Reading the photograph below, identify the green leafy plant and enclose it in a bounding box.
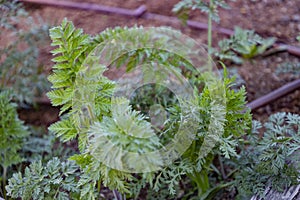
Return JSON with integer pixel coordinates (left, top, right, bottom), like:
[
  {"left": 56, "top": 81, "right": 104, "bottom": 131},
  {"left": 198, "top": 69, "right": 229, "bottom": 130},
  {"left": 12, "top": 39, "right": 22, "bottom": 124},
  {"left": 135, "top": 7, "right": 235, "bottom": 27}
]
[
  {"left": 173, "top": 0, "right": 234, "bottom": 54},
  {"left": 235, "top": 112, "right": 300, "bottom": 199},
  {"left": 6, "top": 157, "right": 81, "bottom": 200},
  {"left": 0, "top": 91, "right": 29, "bottom": 199},
  {"left": 3, "top": 117, "right": 78, "bottom": 200},
  {"left": 215, "top": 27, "right": 276, "bottom": 64},
  {"left": 6, "top": 17, "right": 298, "bottom": 200},
  {"left": 43, "top": 19, "right": 252, "bottom": 199},
  {"left": 46, "top": 19, "right": 130, "bottom": 198},
  {"left": 1, "top": 1, "right": 298, "bottom": 199},
  {"left": 219, "top": 67, "right": 245, "bottom": 91},
  {"left": 0, "top": 0, "right": 50, "bottom": 104}
]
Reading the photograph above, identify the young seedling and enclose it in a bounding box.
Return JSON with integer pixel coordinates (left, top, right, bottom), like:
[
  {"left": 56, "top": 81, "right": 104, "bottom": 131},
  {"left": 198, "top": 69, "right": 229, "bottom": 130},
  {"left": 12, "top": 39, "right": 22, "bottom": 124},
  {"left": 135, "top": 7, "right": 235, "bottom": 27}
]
[{"left": 173, "top": 0, "right": 234, "bottom": 54}]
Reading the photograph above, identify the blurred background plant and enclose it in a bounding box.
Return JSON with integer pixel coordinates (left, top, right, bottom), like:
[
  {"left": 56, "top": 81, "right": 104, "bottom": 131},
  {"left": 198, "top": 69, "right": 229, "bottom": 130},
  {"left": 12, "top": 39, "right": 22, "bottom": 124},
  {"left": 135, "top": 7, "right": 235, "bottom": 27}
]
[
  {"left": 0, "top": 0, "right": 50, "bottom": 105},
  {"left": 0, "top": 90, "right": 29, "bottom": 199},
  {"left": 276, "top": 62, "right": 300, "bottom": 77},
  {"left": 0, "top": 89, "right": 76, "bottom": 199},
  {"left": 0, "top": 3, "right": 74, "bottom": 198},
  {"left": 215, "top": 27, "right": 275, "bottom": 64}
]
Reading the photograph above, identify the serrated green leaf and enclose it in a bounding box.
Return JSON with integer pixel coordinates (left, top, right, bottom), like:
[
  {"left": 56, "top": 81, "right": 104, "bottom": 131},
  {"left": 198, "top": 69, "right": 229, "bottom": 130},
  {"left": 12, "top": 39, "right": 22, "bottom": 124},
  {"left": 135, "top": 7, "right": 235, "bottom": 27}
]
[
  {"left": 47, "top": 88, "right": 73, "bottom": 107},
  {"left": 50, "top": 47, "right": 66, "bottom": 55},
  {"left": 49, "top": 27, "right": 62, "bottom": 39},
  {"left": 52, "top": 55, "right": 69, "bottom": 63},
  {"left": 51, "top": 40, "right": 64, "bottom": 46},
  {"left": 48, "top": 117, "right": 77, "bottom": 142}
]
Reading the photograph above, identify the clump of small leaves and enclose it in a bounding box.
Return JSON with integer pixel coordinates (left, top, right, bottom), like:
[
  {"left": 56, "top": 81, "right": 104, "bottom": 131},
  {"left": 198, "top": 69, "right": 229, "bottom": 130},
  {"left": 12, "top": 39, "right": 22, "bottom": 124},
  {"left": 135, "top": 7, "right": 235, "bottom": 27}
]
[
  {"left": 0, "top": 0, "right": 50, "bottom": 104},
  {"left": 172, "top": 0, "right": 232, "bottom": 24},
  {"left": 276, "top": 62, "right": 300, "bottom": 77},
  {"left": 21, "top": 126, "right": 77, "bottom": 163},
  {"left": 219, "top": 67, "right": 245, "bottom": 91},
  {"left": 235, "top": 112, "right": 300, "bottom": 199},
  {"left": 0, "top": 90, "right": 29, "bottom": 198},
  {"left": 6, "top": 157, "right": 81, "bottom": 200},
  {"left": 215, "top": 27, "right": 276, "bottom": 64},
  {"left": 20, "top": 126, "right": 55, "bottom": 163}
]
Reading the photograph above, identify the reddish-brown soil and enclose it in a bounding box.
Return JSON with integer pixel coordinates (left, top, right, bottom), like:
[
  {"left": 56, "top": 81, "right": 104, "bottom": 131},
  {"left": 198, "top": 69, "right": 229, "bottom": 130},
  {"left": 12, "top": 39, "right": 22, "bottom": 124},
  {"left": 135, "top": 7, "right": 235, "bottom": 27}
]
[{"left": 22, "top": 0, "right": 300, "bottom": 123}]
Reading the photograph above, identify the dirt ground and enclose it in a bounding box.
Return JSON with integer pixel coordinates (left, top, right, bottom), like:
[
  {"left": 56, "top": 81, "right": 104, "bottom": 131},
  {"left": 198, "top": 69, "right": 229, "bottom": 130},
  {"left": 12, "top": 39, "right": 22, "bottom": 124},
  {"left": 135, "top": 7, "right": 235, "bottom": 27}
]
[{"left": 24, "top": 0, "right": 300, "bottom": 122}]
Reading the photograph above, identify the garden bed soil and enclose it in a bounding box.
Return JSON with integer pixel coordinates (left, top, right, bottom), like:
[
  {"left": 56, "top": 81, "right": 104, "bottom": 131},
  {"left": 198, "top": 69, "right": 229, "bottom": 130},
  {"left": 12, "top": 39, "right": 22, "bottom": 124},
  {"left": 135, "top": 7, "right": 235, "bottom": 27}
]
[{"left": 20, "top": 0, "right": 300, "bottom": 123}]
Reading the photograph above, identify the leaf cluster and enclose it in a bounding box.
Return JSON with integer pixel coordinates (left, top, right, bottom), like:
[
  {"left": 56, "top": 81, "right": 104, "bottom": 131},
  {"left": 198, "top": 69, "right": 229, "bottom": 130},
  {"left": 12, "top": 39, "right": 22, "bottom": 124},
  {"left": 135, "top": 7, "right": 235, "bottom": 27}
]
[
  {"left": 172, "top": 0, "right": 232, "bottom": 24},
  {"left": 124, "top": 69, "right": 251, "bottom": 198},
  {"left": 47, "top": 19, "right": 116, "bottom": 151},
  {"left": 0, "top": 90, "right": 29, "bottom": 198},
  {"left": 235, "top": 112, "right": 300, "bottom": 198},
  {"left": 21, "top": 126, "right": 77, "bottom": 163},
  {"left": 215, "top": 27, "right": 276, "bottom": 63},
  {"left": 47, "top": 20, "right": 142, "bottom": 197},
  {"left": 6, "top": 157, "right": 81, "bottom": 200},
  {"left": 0, "top": 91, "right": 29, "bottom": 170}
]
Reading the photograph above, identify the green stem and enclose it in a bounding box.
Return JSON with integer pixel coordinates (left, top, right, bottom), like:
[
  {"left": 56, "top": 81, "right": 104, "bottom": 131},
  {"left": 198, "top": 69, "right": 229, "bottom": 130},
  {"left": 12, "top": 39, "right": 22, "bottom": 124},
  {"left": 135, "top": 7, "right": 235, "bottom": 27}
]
[
  {"left": 207, "top": 0, "right": 213, "bottom": 55},
  {"left": 188, "top": 170, "right": 210, "bottom": 196},
  {"left": 200, "top": 181, "right": 235, "bottom": 200},
  {"left": 54, "top": 186, "right": 60, "bottom": 199},
  {"left": 206, "top": 0, "right": 214, "bottom": 70},
  {"left": 97, "top": 180, "right": 101, "bottom": 193}
]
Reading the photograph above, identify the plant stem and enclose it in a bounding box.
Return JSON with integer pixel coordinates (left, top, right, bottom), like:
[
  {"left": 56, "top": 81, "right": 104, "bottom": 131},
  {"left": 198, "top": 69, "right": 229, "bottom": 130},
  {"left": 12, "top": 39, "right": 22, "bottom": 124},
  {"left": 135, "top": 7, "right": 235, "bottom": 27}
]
[
  {"left": 113, "top": 190, "right": 123, "bottom": 200},
  {"left": 188, "top": 170, "right": 210, "bottom": 196},
  {"left": 2, "top": 167, "right": 7, "bottom": 200},
  {"left": 97, "top": 180, "right": 101, "bottom": 193},
  {"left": 207, "top": 0, "right": 213, "bottom": 55},
  {"left": 206, "top": 0, "right": 214, "bottom": 69},
  {"left": 218, "top": 155, "right": 227, "bottom": 179},
  {"left": 198, "top": 170, "right": 210, "bottom": 196}
]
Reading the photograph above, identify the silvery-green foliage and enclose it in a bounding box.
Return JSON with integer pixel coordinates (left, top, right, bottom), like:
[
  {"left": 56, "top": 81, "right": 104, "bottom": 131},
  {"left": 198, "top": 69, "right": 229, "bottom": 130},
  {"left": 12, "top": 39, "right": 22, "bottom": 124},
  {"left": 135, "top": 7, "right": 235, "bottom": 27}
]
[
  {"left": 6, "top": 157, "right": 81, "bottom": 200},
  {"left": 21, "top": 126, "right": 77, "bottom": 163},
  {"left": 235, "top": 112, "right": 300, "bottom": 199}
]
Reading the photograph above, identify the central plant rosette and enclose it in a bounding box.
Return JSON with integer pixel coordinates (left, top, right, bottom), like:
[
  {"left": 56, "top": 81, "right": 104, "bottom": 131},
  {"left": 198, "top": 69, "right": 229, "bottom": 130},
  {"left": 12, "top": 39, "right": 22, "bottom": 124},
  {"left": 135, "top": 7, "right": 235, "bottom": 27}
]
[{"left": 72, "top": 27, "right": 226, "bottom": 173}]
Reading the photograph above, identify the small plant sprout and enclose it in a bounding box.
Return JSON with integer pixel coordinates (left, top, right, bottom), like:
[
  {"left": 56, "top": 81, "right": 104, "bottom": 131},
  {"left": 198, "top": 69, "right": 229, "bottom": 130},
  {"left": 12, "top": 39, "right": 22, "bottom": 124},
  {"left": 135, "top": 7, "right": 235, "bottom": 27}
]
[
  {"left": 216, "top": 27, "right": 276, "bottom": 64},
  {"left": 173, "top": 0, "right": 234, "bottom": 54}
]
